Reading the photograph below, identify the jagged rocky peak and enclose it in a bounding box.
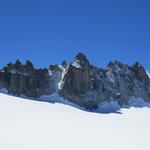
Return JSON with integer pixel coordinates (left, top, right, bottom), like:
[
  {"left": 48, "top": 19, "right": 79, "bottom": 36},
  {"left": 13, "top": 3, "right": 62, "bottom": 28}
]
[
  {"left": 2, "top": 60, "right": 23, "bottom": 73},
  {"left": 71, "top": 52, "right": 90, "bottom": 69},
  {"left": 107, "top": 60, "right": 123, "bottom": 67},
  {"left": 25, "top": 60, "right": 34, "bottom": 68},
  {"left": 4, "top": 62, "right": 14, "bottom": 71},
  {"left": 131, "top": 61, "right": 149, "bottom": 81},
  {"left": 75, "top": 52, "right": 89, "bottom": 62},
  {"left": 107, "top": 60, "right": 129, "bottom": 71},
  {"left": 61, "top": 54, "right": 150, "bottom": 109},
  {"left": 0, "top": 59, "right": 58, "bottom": 98},
  {"left": 132, "top": 61, "right": 145, "bottom": 72},
  {"left": 60, "top": 52, "right": 94, "bottom": 108},
  {"left": 14, "top": 59, "right": 23, "bottom": 71},
  {"left": 49, "top": 64, "right": 61, "bottom": 72},
  {"left": 24, "top": 60, "right": 35, "bottom": 74},
  {"left": 62, "top": 60, "right": 67, "bottom": 68},
  {"left": 15, "top": 59, "right": 22, "bottom": 66},
  {"left": 0, "top": 53, "right": 150, "bottom": 110}
]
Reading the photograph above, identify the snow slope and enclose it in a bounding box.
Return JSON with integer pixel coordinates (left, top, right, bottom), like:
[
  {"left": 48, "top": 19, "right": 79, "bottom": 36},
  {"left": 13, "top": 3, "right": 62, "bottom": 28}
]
[
  {"left": 147, "top": 71, "right": 150, "bottom": 78},
  {"left": 0, "top": 93, "right": 150, "bottom": 150}
]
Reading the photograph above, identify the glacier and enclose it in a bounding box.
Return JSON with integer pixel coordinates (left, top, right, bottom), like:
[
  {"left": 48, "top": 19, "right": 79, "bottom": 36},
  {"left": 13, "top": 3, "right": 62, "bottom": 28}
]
[{"left": 0, "top": 93, "right": 150, "bottom": 150}]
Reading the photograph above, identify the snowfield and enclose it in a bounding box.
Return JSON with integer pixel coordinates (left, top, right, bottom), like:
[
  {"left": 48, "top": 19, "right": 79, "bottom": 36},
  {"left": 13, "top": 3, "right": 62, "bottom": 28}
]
[{"left": 0, "top": 93, "right": 150, "bottom": 150}]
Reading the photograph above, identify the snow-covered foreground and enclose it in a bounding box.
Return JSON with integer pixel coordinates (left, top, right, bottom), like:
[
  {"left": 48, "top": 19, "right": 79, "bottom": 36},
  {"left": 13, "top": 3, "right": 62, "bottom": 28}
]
[{"left": 0, "top": 93, "right": 150, "bottom": 150}]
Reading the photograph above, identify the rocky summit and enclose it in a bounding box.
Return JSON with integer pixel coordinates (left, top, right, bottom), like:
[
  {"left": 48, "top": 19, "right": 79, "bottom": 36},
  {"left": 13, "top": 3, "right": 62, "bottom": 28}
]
[{"left": 0, "top": 53, "right": 150, "bottom": 110}]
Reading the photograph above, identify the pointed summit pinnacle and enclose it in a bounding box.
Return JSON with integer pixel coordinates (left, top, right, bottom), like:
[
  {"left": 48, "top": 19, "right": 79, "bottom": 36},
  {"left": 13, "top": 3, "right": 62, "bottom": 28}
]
[
  {"left": 15, "top": 59, "right": 22, "bottom": 66},
  {"left": 62, "top": 60, "right": 67, "bottom": 68},
  {"left": 72, "top": 52, "right": 90, "bottom": 69},
  {"left": 75, "top": 52, "right": 89, "bottom": 62}
]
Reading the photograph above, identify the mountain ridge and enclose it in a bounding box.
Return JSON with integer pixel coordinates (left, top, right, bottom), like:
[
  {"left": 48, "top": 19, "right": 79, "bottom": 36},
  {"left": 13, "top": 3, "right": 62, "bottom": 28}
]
[{"left": 0, "top": 52, "right": 150, "bottom": 110}]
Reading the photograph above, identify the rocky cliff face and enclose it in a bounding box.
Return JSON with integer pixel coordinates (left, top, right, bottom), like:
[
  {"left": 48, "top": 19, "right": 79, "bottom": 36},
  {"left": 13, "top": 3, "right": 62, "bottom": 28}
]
[
  {"left": 60, "top": 53, "right": 150, "bottom": 109},
  {"left": 0, "top": 60, "right": 61, "bottom": 98},
  {"left": 0, "top": 53, "right": 150, "bottom": 110}
]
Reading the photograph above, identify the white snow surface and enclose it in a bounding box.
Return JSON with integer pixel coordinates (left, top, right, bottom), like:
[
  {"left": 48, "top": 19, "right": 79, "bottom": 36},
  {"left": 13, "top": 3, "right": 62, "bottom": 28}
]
[
  {"left": 58, "top": 66, "right": 68, "bottom": 90},
  {"left": 147, "top": 71, "right": 150, "bottom": 78},
  {"left": 0, "top": 93, "right": 150, "bottom": 150},
  {"left": 72, "top": 60, "right": 82, "bottom": 68}
]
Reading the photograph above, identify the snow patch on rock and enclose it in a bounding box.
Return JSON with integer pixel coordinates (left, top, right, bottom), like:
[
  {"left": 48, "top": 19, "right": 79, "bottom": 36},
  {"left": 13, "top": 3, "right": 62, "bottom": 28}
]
[
  {"left": 72, "top": 60, "right": 82, "bottom": 69},
  {"left": 146, "top": 71, "right": 150, "bottom": 78},
  {"left": 58, "top": 66, "right": 68, "bottom": 90}
]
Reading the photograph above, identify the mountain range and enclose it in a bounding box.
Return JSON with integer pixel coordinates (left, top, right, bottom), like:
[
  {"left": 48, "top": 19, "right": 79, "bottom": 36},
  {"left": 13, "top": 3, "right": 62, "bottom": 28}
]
[{"left": 0, "top": 52, "right": 150, "bottom": 110}]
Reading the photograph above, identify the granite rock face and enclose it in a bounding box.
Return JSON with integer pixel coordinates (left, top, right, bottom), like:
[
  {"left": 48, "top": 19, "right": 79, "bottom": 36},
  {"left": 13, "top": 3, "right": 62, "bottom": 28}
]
[
  {"left": 60, "top": 53, "right": 150, "bottom": 109},
  {"left": 0, "top": 53, "right": 150, "bottom": 110},
  {"left": 0, "top": 60, "right": 58, "bottom": 98},
  {"left": 60, "top": 53, "right": 95, "bottom": 109}
]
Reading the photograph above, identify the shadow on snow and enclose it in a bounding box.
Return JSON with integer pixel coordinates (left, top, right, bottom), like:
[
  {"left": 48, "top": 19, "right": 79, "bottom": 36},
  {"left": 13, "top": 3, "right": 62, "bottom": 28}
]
[{"left": 0, "top": 92, "right": 150, "bottom": 114}]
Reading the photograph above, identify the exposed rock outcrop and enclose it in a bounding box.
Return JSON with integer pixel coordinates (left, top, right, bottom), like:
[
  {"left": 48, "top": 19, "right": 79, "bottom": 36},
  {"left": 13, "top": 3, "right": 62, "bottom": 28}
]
[
  {"left": 0, "top": 52, "right": 150, "bottom": 110},
  {"left": 62, "top": 60, "right": 67, "bottom": 68},
  {"left": 60, "top": 53, "right": 150, "bottom": 109},
  {"left": 0, "top": 60, "right": 59, "bottom": 98}
]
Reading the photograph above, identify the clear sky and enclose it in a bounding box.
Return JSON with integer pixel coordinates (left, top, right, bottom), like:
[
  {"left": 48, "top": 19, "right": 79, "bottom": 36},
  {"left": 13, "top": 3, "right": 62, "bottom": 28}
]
[{"left": 0, "top": 0, "right": 149, "bottom": 69}]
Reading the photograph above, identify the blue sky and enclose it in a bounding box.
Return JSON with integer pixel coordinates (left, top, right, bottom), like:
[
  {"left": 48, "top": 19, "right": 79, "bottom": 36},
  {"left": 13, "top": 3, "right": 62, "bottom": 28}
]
[{"left": 0, "top": 0, "right": 150, "bottom": 69}]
